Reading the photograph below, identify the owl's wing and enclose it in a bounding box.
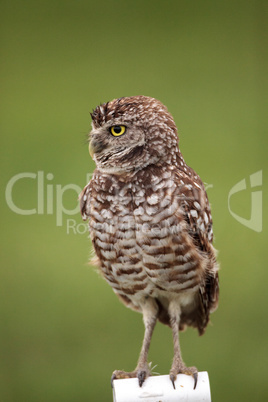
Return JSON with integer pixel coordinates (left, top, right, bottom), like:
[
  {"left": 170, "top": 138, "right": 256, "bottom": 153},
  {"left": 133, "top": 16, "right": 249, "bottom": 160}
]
[
  {"left": 175, "top": 171, "right": 219, "bottom": 334},
  {"left": 79, "top": 181, "right": 101, "bottom": 267},
  {"left": 79, "top": 181, "right": 92, "bottom": 221}
]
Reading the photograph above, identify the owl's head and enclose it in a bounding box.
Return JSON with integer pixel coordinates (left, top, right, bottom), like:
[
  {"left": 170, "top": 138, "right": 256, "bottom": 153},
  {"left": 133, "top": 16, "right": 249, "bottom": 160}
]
[{"left": 88, "top": 96, "right": 179, "bottom": 173}]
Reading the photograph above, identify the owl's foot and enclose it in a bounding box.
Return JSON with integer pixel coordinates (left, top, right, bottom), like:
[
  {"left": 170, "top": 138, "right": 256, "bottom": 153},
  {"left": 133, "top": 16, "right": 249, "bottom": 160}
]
[
  {"left": 111, "top": 363, "right": 151, "bottom": 387},
  {"left": 169, "top": 364, "right": 198, "bottom": 390}
]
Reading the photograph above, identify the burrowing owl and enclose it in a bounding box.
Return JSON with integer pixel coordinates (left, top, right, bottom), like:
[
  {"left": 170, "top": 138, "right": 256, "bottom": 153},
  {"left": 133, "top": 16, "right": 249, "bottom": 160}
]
[{"left": 80, "top": 96, "right": 219, "bottom": 389}]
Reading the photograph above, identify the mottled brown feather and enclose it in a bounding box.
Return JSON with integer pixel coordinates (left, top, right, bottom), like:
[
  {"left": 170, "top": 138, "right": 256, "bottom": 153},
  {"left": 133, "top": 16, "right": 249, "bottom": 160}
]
[{"left": 81, "top": 96, "right": 219, "bottom": 337}]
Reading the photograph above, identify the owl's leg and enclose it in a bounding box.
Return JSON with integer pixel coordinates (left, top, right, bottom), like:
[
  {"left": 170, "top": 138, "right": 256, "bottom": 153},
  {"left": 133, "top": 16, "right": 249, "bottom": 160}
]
[
  {"left": 168, "top": 300, "right": 198, "bottom": 390},
  {"left": 135, "top": 297, "right": 158, "bottom": 385},
  {"left": 112, "top": 298, "right": 158, "bottom": 387}
]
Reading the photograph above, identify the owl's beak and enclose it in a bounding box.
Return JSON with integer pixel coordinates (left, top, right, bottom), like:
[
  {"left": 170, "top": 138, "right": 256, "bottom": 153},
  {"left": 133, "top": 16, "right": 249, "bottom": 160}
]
[
  {"left": 88, "top": 142, "right": 95, "bottom": 158},
  {"left": 89, "top": 137, "right": 106, "bottom": 157}
]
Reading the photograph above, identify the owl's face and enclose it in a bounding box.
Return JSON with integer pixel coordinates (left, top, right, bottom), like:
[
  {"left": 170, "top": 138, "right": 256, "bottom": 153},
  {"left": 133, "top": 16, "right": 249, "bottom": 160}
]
[{"left": 88, "top": 96, "right": 179, "bottom": 173}]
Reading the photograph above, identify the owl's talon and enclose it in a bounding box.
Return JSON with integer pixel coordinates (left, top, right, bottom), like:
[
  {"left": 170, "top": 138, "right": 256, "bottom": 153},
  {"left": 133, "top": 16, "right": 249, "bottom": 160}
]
[
  {"left": 137, "top": 370, "right": 147, "bottom": 387},
  {"left": 112, "top": 365, "right": 150, "bottom": 387},
  {"left": 111, "top": 373, "right": 116, "bottom": 388},
  {"left": 169, "top": 366, "right": 198, "bottom": 390},
  {"left": 193, "top": 372, "right": 198, "bottom": 390},
  {"left": 111, "top": 369, "right": 135, "bottom": 381},
  {"left": 170, "top": 374, "right": 176, "bottom": 389}
]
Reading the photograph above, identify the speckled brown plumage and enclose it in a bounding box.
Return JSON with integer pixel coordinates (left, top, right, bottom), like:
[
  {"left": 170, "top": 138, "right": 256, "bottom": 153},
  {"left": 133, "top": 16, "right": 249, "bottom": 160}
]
[{"left": 80, "top": 95, "right": 219, "bottom": 388}]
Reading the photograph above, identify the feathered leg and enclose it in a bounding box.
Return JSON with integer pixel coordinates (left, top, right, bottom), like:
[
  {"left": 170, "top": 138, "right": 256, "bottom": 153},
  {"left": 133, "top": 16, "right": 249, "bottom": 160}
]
[
  {"left": 112, "top": 298, "right": 158, "bottom": 387},
  {"left": 169, "top": 300, "right": 198, "bottom": 389}
]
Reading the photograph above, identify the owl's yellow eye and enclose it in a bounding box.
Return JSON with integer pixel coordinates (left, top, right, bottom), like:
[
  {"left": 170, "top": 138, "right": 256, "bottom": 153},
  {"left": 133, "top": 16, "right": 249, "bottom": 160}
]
[{"left": 110, "top": 125, "right": 126, "bottom": 137}]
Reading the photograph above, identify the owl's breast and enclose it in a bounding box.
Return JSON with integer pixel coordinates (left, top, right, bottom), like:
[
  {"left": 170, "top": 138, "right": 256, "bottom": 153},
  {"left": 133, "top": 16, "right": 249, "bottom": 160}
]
[{"left": 89, "top": 168, "right": 204, "bottom": 303}]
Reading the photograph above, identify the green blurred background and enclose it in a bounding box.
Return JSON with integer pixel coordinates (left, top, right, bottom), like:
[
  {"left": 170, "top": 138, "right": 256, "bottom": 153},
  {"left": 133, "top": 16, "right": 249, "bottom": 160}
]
[{"left": 1, "top": 1, "right": 267, "bottom": 401}]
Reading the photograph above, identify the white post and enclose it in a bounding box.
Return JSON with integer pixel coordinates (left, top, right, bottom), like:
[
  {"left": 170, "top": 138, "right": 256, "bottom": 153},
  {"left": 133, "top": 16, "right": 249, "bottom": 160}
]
[{"left": 113, "top": 371, "right": 211, "bottom": 402}]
